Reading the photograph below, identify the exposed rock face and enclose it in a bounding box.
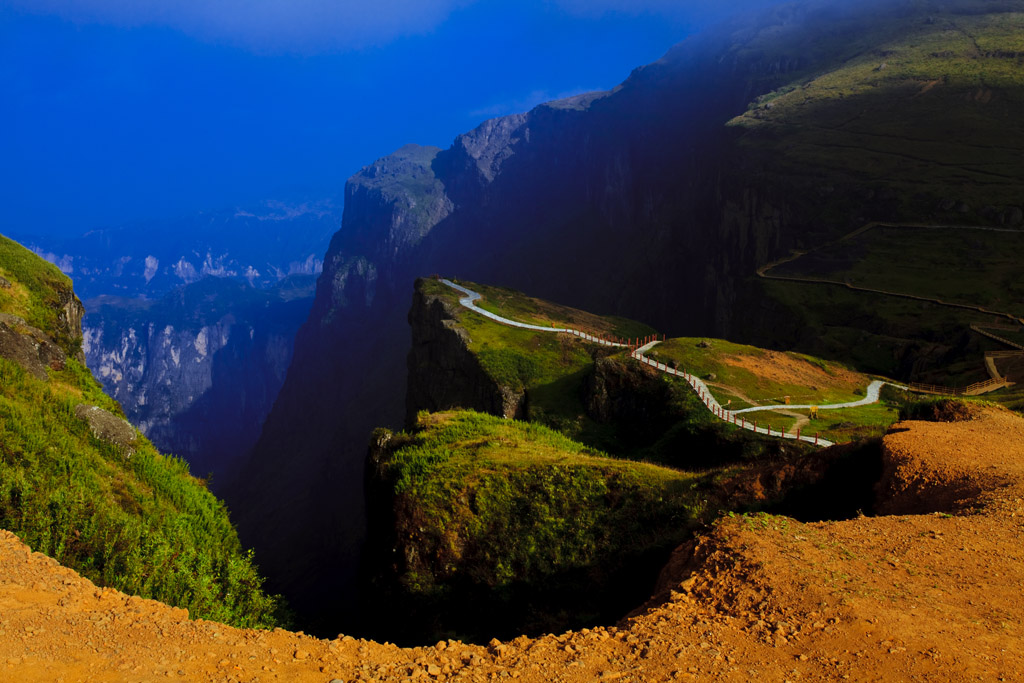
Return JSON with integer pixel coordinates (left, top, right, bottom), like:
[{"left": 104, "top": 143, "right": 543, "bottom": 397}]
[
  {"left": 585, "top": 355, "right": 671, "bottom": 424},
  {"left": 83, "top": 276, "right": 314, "bottom": 486},
  {"left": 230, "top": 4, "right": 865, "bottom": 632},
  {"left": 227, "top": 147, "right": 447, "bottom": 632},
  {"left": 0, "top": 313, "right": 67, "bottom": 380},
  {"left": 74, "top": 404, "right": 137, "bottom": 455},
  {"left": 235, "top": 0, "right": 1024, "bottom": 634},
  {"left": 405, "top": 280, "right": 525, "bottom": 425}
]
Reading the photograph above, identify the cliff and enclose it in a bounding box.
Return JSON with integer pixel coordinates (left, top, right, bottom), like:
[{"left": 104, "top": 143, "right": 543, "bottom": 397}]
[
  {"left": 405, "top": 279, "right": 526, "bottom": 424},
  {"left": 0, "top": 234, "right": 282, "bottom": 627},
  {"left": 5, "top": 403, "right": 1024, "bottom": 680},
  {"left": 83, "top": 275, "right": 315, "bottom": 486},
  {"left": 232, "top": 0, "right": 1024, "bottom": 634}
]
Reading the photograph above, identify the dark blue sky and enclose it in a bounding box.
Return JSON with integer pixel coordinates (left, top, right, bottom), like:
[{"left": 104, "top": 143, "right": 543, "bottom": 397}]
[{"left": 1, "top": 1, "right": 764, "bottom": 237}]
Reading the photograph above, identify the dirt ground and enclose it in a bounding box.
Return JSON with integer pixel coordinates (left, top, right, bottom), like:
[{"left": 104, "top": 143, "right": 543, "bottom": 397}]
[
  {"left": 2, "top": 405, "right": 1023, "bottom": 682},
  {"left": 722, "top": 350, "right": 863, "bottom": 395}
]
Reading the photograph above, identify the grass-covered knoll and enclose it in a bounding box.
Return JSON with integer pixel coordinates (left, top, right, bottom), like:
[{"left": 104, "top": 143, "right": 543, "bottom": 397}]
[
  {"left": 0, "top": 358, "right": 284, "bottom": 628},
  {"left": 422, "top": 277, "right": 641, "bottom": 435},
  {"left": 647, "top": 337, "right": 903, "bottom": 444},
  {"left": 421, "top": 277, "right": 814, "bottom": 460},
  {"left": 467, "top": 280, "right": 654, "bottom": 341},
  {"left": 0, "top": 234, "right": 80, "bottom": 354},
  {"left": 0, "top": 239, "right": 283, "bottom": 628},
  {"left": 730, "top": 2, "right": 1024, "bottom": 219},
  {"left": 773, "top": 225, "right": 1024, "bottom": 319},
  {"left": 369, "top": 410, "right": 713, "bottom": 640},
  {"left": 649, "top": 337, "right": 868, "bottom": 406}
]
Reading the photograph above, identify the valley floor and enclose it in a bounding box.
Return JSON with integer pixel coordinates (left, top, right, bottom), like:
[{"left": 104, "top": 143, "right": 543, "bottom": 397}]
[{"left": 2, "top": 405, "right": 1023, "bottom": 681}]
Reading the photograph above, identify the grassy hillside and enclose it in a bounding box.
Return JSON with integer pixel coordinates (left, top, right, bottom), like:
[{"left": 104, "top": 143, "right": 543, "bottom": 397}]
[
  {"left": 730, "top": 2, "right": 1024, "bottom": 227},
  {"left": 646, "top": 336, "right": 904, "bottom": 443},
  {"left": 422, "top": 278, "right": 808, "bottom": 462},
  {"left": 368, "top": 410, "right": 718, "bottom": 641},
  {"left": 0, "top": 235, "right": 283, "bottom": 628},
  {"left": 0, "top": 235, "right": 81, "bottom": 355},
  {"left": 722, "top": 1, "right": 1024, "bottom": 395}
]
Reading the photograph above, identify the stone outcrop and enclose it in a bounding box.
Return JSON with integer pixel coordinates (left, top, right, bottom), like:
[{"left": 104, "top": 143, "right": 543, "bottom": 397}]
[
  {"left": 83, "top": 276, "right": 313, "bottom": 487},
  {"left": 74, "top": 404, "right": 138, "bottom": 455},
  {"left": 234, "top": 0, "right": 1024, "bottom": 635},
  {"left": 405, "top": 280, "right": 525, "bottom": 425},
  {"left": 0, "top": 313, "right": 68, "bottom": 380}
]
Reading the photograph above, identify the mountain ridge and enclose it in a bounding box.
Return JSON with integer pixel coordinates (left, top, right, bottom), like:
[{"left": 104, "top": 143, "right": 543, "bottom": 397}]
[{"left": 232, "top": 0, "right": 1024, "bottom": 632}]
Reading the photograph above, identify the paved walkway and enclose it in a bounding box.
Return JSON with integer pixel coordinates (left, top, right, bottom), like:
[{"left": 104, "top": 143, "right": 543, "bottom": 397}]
[
  {"left": 440, "top": 279, "right": 918, "bottom": 447},
  {"left": 442, "top": 279, "right": 627, "bottom": 347},
  {"left": 630, "top": 341, "right": 835, "bottom": 447},
  {"left": 730, "top": 379, "right": 891, "bottom": 413}
]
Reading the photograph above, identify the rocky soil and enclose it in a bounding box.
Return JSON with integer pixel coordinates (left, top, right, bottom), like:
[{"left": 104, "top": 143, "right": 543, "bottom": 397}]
[{"left": 2, "top": 405, "right": 1023, "bottom": 682}]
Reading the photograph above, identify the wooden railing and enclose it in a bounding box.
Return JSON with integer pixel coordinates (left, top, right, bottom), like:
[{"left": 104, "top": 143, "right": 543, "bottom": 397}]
[{"left": 907, "top": 377, "right": 1011, "bottom": 396}]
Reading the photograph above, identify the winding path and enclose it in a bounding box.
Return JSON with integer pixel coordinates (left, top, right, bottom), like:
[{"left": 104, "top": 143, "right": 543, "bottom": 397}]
[{"left": 439, "top": 279, "right": 914, "bottom": 448}]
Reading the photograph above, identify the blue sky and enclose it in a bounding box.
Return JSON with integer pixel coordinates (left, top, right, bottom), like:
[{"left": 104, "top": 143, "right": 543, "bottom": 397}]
[{"left": 0, "top": 1, "right": 767, "bottom": 237}]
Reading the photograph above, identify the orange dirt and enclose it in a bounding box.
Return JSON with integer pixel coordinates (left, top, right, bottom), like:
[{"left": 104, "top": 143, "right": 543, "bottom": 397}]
[
  {"left": 721, "top": 350, "right": 862, "bottom": 393},
  {"left": 3, "top": 406, "right": 1024, "bottom": 682}
]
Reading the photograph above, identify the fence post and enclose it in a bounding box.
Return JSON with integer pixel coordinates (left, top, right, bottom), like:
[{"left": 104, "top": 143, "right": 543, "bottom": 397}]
[{"left": 815, "top": 433, "right": 819, "bottom": 445}]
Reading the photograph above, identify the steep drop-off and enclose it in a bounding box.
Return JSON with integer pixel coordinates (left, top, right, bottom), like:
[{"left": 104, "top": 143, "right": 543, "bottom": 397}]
[
  {"left": 234, "top": 0, "right": 1024, "bottom": 632},
  {"left": 83, "top": 276, "right": 315, "bottom": 487},
  {"left": 0, "top": 234, "right": 282, "bottom": 628},
  {"left": 5, "top": 401, "right": 1024, "bottom": 680}
]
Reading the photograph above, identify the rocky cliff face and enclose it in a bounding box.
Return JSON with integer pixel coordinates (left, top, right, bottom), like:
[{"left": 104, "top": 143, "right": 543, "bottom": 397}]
[
  {"left": 405, "top": 280, "right": 525, "bottom": 424},
  {"left": 233, "top": 0, "right": 1024, "bottom": 634},
  {"left": 84, "top": 276, "right": 314, "bottom": 486}
]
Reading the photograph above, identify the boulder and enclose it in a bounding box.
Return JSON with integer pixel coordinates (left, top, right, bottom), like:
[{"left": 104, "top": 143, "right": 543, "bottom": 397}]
[{"left": 74, "top": 404, "right": 138, "bottom": 456}]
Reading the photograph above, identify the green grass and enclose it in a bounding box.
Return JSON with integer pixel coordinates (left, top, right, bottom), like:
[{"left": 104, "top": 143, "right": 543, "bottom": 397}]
[
  {"left": 750, "top": 275, "right": 1001, "bottom": 384},
  {"left": 729, "top": 6, "right": 1024, "bottom": 217},
  {"left": 805, "top": 403, "right": 900, "bottom": 443},
  {"left": 643, "top": 337, "right": 904, "bottom": 443},
  {"left": 774, "top": 226, "right": 1024, "bottom": 319},
  {"left": 647, "top": 337, "right": 869, "bottom": 406},
  {"left": 425, "top": 277, "right": 635, "bottom": 438},
  {"left": 422, "top": 277, "right": 820, "bottom": 461},
  {"left": 372, "top": 410, "right": 709, "bottom": 603},
  {"left": 0, "top": 358, "right": 284, "bottom": 628},
  {"left": 0, "top": 236, "right": 284, "bottom": 628},
  {"left": 0, "top": 234, "right": 81, "bottom": 355},
  {"left": 463, "top": 280, "right": 655, "bottom": 341}
]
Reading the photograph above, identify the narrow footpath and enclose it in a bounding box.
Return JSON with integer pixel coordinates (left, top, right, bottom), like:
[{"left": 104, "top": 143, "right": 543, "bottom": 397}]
[{"left": 440, "top": 278, "right": 912, "bottom": 448}]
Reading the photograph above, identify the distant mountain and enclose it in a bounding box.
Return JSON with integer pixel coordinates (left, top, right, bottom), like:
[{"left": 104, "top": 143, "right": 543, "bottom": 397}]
[
  {"left": 9, "top": 197, "right": 339, "bottom": 300},
  {"left": 228, "top": 0, "right": 1024, "bottom": 634},
  {"left": 83, "top": 275, "right": 316, "bottom": 488},
  {"left": 13, "top": 197, "right": 337, "bottom": 485},
  {"left": 0, "top": 234, "right": 282, "bottom": 628}
]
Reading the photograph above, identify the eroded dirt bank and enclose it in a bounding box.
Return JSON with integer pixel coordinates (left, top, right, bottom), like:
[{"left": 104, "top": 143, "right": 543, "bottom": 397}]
[{"left": 2, "top": 405, "right": 1023, "bottom": 682}]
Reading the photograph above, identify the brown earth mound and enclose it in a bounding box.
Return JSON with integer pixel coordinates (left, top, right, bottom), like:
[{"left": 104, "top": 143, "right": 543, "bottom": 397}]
[
  {"left": 2, "top": 406, "right": 1023, "bottom": 681},
  {"left": 721, "top": 350, "right": 862, "bottom": 394}
]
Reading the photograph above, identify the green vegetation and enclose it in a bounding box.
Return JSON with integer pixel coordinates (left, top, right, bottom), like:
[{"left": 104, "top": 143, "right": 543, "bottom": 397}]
[
  {"left": 0, "top": 234, "right": 80, "bottom": 355},
  {"left": 648, "top": 337, "right": 867, "bottom": 405},
  {"left": 719, "top": 4, "right": 1024, "bottom": 394},
  {"left": 0, "top": 237, "right": 283, "bottom": 628},
  {"left": 730, "top": 4, "right": 1024, "bottom": 220},
  {"left": 773, "top": 226, "right": 1024, "bottom": 319},
  {"left": 425, "top": 277, "right": 634, "bottom": 439},
  {"left": 465, "top": 281, "right": 655, "bottom": 341},
  {"left": 644, "top": 336, "right": 900, "bottom": 443},
  {"left": 370, "top": 411, "right": 714, "bottom": 639}
]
